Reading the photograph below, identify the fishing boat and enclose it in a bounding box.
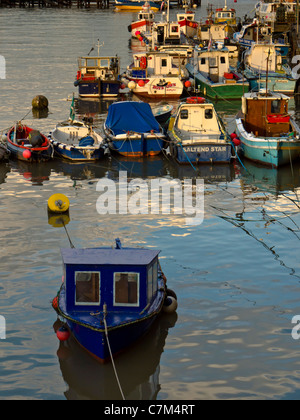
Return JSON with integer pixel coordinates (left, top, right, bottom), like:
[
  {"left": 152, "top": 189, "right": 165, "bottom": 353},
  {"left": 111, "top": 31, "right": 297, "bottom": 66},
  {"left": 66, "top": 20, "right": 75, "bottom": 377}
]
[
  {"left": 6, "top": 123, "right": 53, "bottom": 162},
  {"left": 235, "top": 90, "right": 300, "bottom": 167},
  {"left": 186, "top": 45, "right": 249, "bottom": 100},
  {"left": 103, "top": 101, "right": 167, "bottom": 157},
  {"left": 255, "top": 0, "right": 297, "bottom": 27},
  {"left": 214, "top": 2, "right": 237, "bottom": 26},
  {"left": 115, "top": 0, "right": 162, "bottom": 11},
  {"left": 177, "top": 4, "right": 198, "bottom": 38},
  {"left": 125, "top": 50, "right": 185, "bottom": 99},
  {"left": 74, "top": 44, "right": 121, "bottom": 98},
  {"left": 49, "top": 120, "right": 106, "bottom": 162},
  {"left": 53, "top": 238, "right": 177, "bottom": 363},
  {"left": 128, "top": 2, "right": 155, "bottom": 38},
  {"left": 233, "top": 19, "right": 289, "bottom": 59},
  {"left": 243, "top": 43, "right": 295, "bottom": 94},
  {"left": 167, "top": 97, "right": 233, "bottom": 164}
]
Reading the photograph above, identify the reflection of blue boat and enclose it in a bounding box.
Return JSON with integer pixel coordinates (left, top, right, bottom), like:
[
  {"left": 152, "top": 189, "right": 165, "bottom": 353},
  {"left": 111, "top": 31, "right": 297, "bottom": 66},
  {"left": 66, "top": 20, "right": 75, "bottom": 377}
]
[
  {"left": 104, "top": 101, "right": 167, "bottom": 157},
  {"left": 235, "top": 91, "right": 300, "bottom": 167},
  {"left": 55, "top": 239, "right": 175, "bottom": 363}
]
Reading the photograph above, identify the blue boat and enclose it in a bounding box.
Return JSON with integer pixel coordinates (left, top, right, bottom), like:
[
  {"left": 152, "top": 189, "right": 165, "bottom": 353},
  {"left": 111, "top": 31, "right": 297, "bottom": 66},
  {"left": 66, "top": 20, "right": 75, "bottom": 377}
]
[
  {"left": 104, "top": 101, "right": 167, "bottom": 157},
  {"left": 235, "top": 91, "right": 300, "bottom": 167},
  {"left": 167, "top": 97, "right": 234, "bottom": 165},
  {"left": 74, "top": 55, "right": 121, "bottom": 98},
  {"left": 54, "top": 239, "right": 177, "bottom": 363}
]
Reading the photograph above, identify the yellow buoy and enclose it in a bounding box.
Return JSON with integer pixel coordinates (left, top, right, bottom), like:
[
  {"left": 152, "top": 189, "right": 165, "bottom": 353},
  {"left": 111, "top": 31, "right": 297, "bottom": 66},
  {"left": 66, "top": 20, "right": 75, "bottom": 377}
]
[
  {"left": 48, "top": 214, "right": 70, "bottom": 228},
  {"left": 48, "top": 194, "right": 70, "bottom": 214}
]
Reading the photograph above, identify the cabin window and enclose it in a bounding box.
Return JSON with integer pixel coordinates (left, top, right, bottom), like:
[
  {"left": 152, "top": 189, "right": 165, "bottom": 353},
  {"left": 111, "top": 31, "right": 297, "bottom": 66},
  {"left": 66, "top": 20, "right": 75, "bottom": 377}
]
[
  {"left": 100, "top": 59, "right": 109, "bottom": 68},
  {"left": 171, "top": 25, "right": 179, "bottom": 33},
  {"left": 161, "top": 59, "right": 167, "bottom": 67},
  {"left": 114, "top": 273, "right": 139, "bottom": 307},
  {"left": 271, "top": 100, "right": 281, "bottom": 114},
  {"left": 147, "top": 261, "right": 158, "bottom": 303},
  {"left": 180, "top": 109, "right": 189, "bottom": 120},
  {"left": 75, "top": 272, "right": 100, "bottom": 306},
  {"left": 205, "top": 108, "right": 213, "bottom": 119},
  {"left": 201, "top": 58, "right": 206, "bottom": 65},
  {"left": 220, "top": 56, "right": 226, "bottom": 64},
  {"left": 209, "top": 57, "right": 217, "bottom": 67}
]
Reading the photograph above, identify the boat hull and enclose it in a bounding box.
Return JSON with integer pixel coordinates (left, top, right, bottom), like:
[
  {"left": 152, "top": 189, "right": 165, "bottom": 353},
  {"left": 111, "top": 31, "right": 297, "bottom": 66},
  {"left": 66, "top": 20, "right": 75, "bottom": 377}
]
[
  {"left": 247, "top": 75, "right": 295, "bottom": 95},
  {"left": 107, "top": 134, "right": 165, "bottom": 157},
  {"left": 170, "top": 140, "right": 233, "bottom": 164},
  {"left": 186, "top": 65, "right": 248, "bottom": 100},
  {"left": 6, "top": 134, "right": 52, "bottom": 162},
  {"left": 115, "top": 0, "right": 160, "bottom": 11},
  {"left": 50, "top": 141, "right": 105, "bottom": 161},
  {"left": 76, "top": 80, "right": 120, "bottom": 98},
  {"left": 127, "top": 76, "right": 184, "bottom": 99},
  {"left": 236, "top": 118, "right": 300, "bottom": 167}
]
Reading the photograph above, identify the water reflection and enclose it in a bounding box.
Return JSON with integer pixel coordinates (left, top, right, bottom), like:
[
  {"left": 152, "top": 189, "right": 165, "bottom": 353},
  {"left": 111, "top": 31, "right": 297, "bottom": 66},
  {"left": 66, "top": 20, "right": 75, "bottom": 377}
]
[{"left": 55, "top": 313, "right": 177, "bottom": 400}]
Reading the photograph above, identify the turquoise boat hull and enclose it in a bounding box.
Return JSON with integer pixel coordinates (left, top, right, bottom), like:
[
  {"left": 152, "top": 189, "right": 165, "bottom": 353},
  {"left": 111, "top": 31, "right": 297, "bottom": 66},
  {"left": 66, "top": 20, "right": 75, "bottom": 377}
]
[{"left": 235, "top": 117, "right": 300, "bottom": 167}]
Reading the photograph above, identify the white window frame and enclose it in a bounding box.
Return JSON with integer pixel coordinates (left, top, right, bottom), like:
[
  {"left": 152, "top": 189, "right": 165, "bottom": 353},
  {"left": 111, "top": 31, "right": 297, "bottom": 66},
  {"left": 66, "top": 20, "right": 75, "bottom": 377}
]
[
  {"left": 75, "top": 271, "right": 101, "bottom": 306},
  {"left": 113, "top": 272, "right": 140, "bottom": 307}
]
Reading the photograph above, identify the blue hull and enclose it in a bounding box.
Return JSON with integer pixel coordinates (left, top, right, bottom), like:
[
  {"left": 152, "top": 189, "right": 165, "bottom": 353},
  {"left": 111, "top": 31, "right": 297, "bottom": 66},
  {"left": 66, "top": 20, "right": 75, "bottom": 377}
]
[
  {"left": 51, "top": 142, "right": 105, "bottom": 161},
  {"left": 246, "top": 75, "right": 295, "bottom": 95},
  {"left": 172, "top": 143, "right": 233, "bottom": 164},
  {"left": 76, "top": 80, "right": 120, "bottom": 98},
  {"left": 109, "top": 136, "right": 164, "bottom": 157}
]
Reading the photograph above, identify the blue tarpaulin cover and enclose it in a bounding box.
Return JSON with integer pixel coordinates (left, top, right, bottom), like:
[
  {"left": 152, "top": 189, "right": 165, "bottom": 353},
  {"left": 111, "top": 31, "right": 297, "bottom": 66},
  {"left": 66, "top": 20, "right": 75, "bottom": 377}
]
[{"left": 105, "top": 101, "right": 160, "bottom": 135}]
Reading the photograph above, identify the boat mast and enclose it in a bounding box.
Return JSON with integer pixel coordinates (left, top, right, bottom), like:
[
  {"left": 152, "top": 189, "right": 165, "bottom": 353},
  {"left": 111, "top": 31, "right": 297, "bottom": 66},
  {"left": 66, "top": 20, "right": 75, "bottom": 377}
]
[{"left": 265, "top": 48, "right": 271, "bottom": 96}]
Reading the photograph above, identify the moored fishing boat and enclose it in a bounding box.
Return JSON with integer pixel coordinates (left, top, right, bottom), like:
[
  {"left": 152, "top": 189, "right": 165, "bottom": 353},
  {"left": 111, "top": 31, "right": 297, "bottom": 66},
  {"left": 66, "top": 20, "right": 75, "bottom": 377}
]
[
  {"left": 235, "top": 90, "right": 300, "bottom": 167},
  {"left": 168, "top": 97, "right": 233, "bottom": 164},
  {"left": 74, "top": 52, "right": 121, "bottom": 98},
  {"left": 52, "top": 231, "right": 177, "bottom": 363},
  {"left": 125, "top": 50, "right": 185, "bottom": 99},
  {"left": 6, "top": 123, "right": 53, "bottom": 162},
  {"left": 103, "top": 101, "right": 167, "bottom": 157},
  {"left": 243, "top": 43, "right": 295, "bottom": 94},
  {"left": 186, "top": 45, "right": 249, "bottom": 100},
  {"left": 128, "top": 1, "right": 155, "bottom": 38}
]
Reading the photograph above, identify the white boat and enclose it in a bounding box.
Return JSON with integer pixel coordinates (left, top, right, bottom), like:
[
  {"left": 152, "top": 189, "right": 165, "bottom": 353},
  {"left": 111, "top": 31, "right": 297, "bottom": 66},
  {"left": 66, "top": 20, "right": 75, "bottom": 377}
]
[
  {"left": 125, "top": 50, "right": 184, "bottom": 99},
  {"left": 243, "top": 43, "right": 295, "bottom": 94},
  {"left": 49, "top": 119, "right": 106, "bottom": 162},
  {"left": 128, "top": 2, "right": 155, "bottom": 38},
  {"left": 255, "top": 0, "right": 296, "bottom": 25},
  {"left": 168, "top": 97, "right": 233, "bottom": 164},
  {"left": 177, "top": 4, "right": 198, "bottom": 38}
]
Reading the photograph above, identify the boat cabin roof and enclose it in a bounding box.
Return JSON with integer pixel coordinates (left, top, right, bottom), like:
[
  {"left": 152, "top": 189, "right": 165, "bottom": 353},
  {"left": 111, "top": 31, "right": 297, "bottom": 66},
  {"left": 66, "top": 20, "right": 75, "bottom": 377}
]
[
  {"left": 61, "top": 247, "right": 161, "bottom": 266},
  {"left": 243, "top": 91, "right": 290, "bottom": 101}
]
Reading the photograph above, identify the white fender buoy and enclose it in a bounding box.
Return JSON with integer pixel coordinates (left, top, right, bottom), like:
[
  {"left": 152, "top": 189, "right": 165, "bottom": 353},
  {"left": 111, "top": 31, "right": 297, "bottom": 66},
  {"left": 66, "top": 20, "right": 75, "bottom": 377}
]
[
  {"left": 128, "top": 81, "right": 136, "bottom": 90},
  {"left": 163, "top": 296, "right": 178, "bottom": 313}
]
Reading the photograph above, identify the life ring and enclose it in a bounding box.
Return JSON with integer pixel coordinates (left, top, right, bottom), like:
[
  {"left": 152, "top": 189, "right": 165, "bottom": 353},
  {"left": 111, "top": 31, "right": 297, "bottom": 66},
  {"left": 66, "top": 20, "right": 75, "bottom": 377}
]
[{"left": 186, "top": 97, "right": 205, "bottom": 104}]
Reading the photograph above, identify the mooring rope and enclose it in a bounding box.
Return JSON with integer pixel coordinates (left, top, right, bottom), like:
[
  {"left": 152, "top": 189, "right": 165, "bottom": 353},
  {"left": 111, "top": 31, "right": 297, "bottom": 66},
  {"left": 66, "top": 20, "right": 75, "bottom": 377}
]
[{"left": 103, "top": 304, "right": 125, "bottom": 401}]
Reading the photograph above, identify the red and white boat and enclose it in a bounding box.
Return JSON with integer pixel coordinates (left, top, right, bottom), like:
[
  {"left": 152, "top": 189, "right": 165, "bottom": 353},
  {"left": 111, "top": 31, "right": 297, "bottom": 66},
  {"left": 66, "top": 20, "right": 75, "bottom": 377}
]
[
  {"left": 177, "top": 5, "right": 198, "bottom": 38},
  {"left": 128, "top": 2, "right": 155, "bottom": 38}
]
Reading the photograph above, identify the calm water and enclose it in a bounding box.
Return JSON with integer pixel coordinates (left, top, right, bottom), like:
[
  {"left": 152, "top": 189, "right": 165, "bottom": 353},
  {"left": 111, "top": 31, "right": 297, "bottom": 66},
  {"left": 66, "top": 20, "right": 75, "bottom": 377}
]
[{"left": 1, "top": 2, "right": 300, "bottom": 401}]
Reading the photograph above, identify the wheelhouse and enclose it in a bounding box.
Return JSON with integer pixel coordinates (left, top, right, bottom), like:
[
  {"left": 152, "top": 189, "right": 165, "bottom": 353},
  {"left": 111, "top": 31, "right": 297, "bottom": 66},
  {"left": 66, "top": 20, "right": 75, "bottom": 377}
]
[{"left": 61, "top": 246, "right": 161, "bottom": 313}]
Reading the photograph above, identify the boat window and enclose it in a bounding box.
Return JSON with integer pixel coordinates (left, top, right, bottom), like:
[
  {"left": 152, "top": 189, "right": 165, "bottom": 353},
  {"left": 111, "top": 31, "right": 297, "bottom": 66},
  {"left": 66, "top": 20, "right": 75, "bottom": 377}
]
[
  {"left": 161, "top": 58, "right": 167, "bottom": 67},
  {"left": 171, "top": 25, "right": 179, "bottom": 33},
  {"left": 180, "top": 109, "right": 189, "bottom": 120},
  {"left": 271, "top": 100, "right": 281, "bottom": 114},
  {"left": 114, "top": 273, "right": 139, "bottom": 306},
  {"left": 147, "top": 261, "right": 158, "bottom": 303},
  {"left": 205, "top": 108, "right": 213, "bottom": 119},
  {"left": 100, "top": 59, "right": 109, "bottom": 68},
  {"left": 86, "top": 58, "right": 97, "bottom": 68},
  {"left": 200, "top": 58, "right": 206, "bottom": 65},
  {"left": 178, "top": 15, "right": 184, "bottom": 20},
  {"left": 75, "top": 272, "right": 100, "bottom": 305},
  {"left": 209, "top": 57, "right": 217, "bottom": 67},
  {"left": 220, "top": 56, "right": 226, "bottom": 64}
]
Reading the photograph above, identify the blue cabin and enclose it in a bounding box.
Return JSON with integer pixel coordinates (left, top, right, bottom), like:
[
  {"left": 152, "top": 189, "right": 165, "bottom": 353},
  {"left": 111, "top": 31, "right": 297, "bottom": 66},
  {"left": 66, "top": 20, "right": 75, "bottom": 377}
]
[
  {"left": 55, "top": 240, "right": 169, "bottom": 362},
  {"left": 61, "top": 246, "right": 161, "bottom": 314}
]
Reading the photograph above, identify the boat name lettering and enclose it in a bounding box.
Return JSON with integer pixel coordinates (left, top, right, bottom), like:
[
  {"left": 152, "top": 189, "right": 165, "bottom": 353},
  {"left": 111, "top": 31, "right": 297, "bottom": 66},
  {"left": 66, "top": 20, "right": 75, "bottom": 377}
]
[{"left": 184, "top": 146, "right": 227, "bottom": 153}]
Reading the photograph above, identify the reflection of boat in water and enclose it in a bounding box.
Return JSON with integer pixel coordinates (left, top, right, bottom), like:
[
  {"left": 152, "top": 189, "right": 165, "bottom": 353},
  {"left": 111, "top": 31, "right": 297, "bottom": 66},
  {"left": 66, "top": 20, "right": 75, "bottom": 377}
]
[
  {"left": 0, "top": 162, "right": 11, "bottom": 185},
  {"left": 9, "top": 159, "right": 53, "bottom": 185},
  {"left": 167, "top": 159, "right": 236, "bottom": 182},
  {"left": 55, "top": 312, "right": 177, "bottom": 400},
  {"left": 239, "top": 159, "right": 300, "bottom": 193}
]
